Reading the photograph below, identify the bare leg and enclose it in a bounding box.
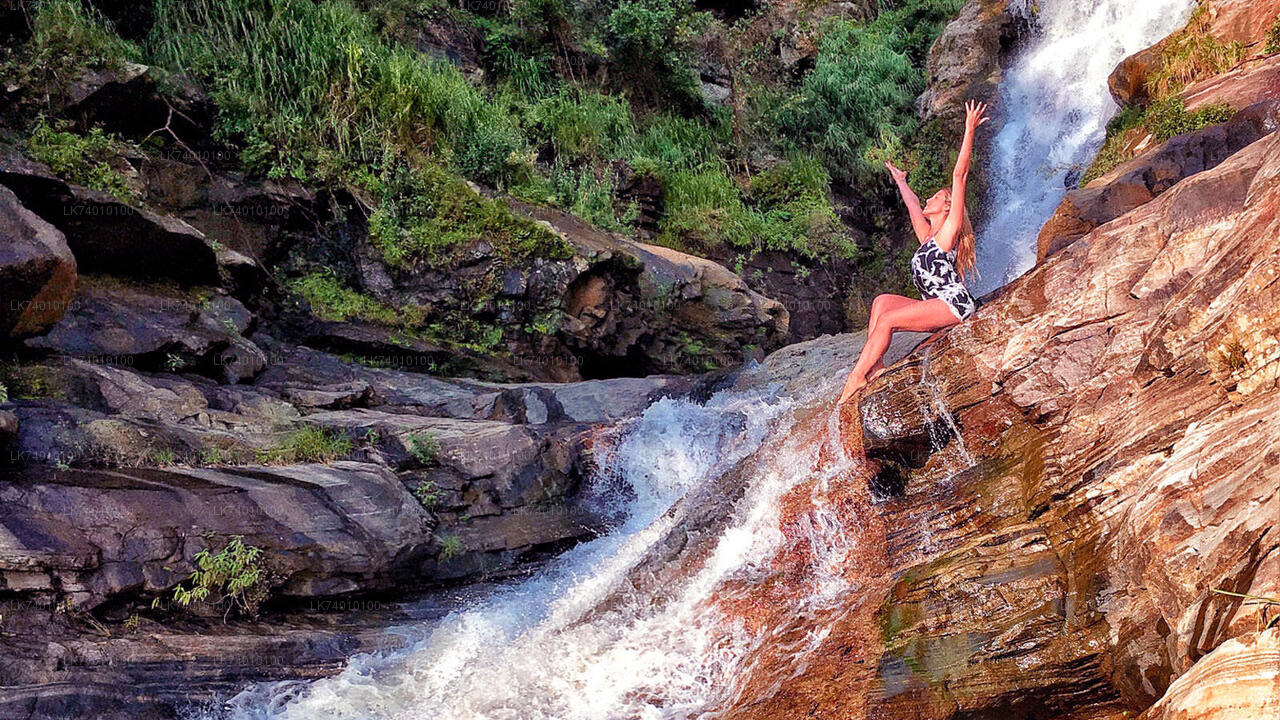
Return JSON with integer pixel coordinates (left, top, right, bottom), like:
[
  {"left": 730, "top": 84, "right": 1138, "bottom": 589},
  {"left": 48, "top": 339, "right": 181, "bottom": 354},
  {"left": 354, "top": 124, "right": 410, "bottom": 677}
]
[{"left": 838, "top": 298, "right": 959, "bottom": 404}]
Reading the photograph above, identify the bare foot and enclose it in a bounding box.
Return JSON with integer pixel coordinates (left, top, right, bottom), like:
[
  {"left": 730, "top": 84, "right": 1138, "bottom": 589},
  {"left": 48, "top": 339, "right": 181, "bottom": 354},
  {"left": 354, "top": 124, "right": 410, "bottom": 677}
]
[{"left": 838, "top": 374, "right": 867, "bottom": 406}]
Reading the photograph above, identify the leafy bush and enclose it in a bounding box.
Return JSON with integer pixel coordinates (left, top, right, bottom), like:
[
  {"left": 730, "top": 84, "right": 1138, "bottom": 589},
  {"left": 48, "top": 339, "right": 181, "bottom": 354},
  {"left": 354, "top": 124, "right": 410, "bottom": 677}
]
[
  {"left": 1268, "top": 18, "right": 1280, "bottom": 55},
  {"left": 362, "top": 162, "right": 572, "bottom": 268},
  {"left": 11, "top": 0, "right": 140, "bottom": 87},
  {"left": 527, "top": 89, "right": 636, "bottom": 164},
  {"left": 413, "top": 479, "right": 440, "bottom": 508},
  {"left": 25, "top": 118, "right": 137, "bottom": 202},
  {"left": 604, "top": 0, "right": 707, "bottom": 106},
  {"left": 161, "top": 536, "right": 267, "bottom": 616}
]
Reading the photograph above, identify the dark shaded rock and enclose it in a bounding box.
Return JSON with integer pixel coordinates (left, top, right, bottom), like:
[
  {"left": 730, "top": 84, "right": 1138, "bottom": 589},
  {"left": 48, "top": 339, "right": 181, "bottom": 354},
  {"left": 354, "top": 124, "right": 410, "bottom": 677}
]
[
  {"left": 0, "top": 185, "right": 77, "bottom": 340},
  {"left": 26, "top": 277, "right": 265, "bottom": 382},
  {"left": 56, "top": 184, "right": 220, "bottom": 285}
]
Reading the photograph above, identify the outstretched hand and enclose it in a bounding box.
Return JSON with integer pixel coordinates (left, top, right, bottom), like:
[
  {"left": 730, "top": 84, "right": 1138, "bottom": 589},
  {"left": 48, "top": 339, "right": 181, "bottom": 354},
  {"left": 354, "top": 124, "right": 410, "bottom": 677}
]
[
  {"left": 964, "top": 100, "right": 990, "bottom": 132},
  {"left": 884, "top": 160, "right": 908, "bottom": 183}
]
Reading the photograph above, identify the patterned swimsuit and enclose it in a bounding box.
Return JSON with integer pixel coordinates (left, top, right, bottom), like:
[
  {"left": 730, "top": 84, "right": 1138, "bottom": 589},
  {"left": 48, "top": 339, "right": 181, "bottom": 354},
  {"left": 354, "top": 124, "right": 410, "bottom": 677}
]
[{"left": 910, "top": 232, "right": 976, "bottom": 320}]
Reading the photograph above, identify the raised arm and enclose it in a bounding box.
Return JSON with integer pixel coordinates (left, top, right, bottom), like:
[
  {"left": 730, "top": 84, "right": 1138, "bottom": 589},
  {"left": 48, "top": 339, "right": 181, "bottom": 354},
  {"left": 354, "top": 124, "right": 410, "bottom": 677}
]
[
  {"left": 885, "top": 160, "right": 932, "bottom": 242},
  {"left": 936, "top": 100, "right": 988, "bottom": 252}
]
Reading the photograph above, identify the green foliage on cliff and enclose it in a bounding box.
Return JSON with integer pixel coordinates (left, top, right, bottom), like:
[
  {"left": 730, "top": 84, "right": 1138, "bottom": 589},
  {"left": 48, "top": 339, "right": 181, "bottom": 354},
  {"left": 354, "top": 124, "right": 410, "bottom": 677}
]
[
  {"left": 361, "top": 162, "right": 572, "bottom": 268},
  {"left": 25, "top": 118, "right": 138, "bottom": 202},
  {"left": 1081, "top": 96, "right": 1235, "bottom": 186},
  {"left": 1144, "top": 3, "right": 1244, "bottom": 100},
  {"left": 150, "top": 0, "right": 526, "bottom": 184},
  {"left": 1267, "top": 18, "right": 1280, "bottom": 55},
  {"left": 161, "top": 536, "right": 267, "bottom": 617},
  {"left": 9, "top": 0, "right": 140, "bottom": 85}
]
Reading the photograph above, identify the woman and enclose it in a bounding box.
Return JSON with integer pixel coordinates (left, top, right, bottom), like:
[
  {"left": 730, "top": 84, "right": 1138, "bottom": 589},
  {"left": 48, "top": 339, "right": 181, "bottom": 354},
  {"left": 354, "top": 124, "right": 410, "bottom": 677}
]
[{"left": 838, "top": 100, "right": 988, "bottom": 405}]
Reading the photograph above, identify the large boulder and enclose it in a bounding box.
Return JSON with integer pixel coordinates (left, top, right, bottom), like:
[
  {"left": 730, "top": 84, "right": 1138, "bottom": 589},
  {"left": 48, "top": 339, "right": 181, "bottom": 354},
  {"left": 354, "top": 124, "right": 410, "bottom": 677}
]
[
  {"left": 26, "top": 276, "right": 265, "bottom": 382},
  {"left": 0, "top": 146, "right": 221, "bottom": 286},
  {"left": 0, "top": 462, "right": 432, "bottom": 610},
  {"left": 919, "top": 0, "right": 1029, "bottom": 136},
  {"left": 0, "top": 185, "right": 77, "bottom": 340}
]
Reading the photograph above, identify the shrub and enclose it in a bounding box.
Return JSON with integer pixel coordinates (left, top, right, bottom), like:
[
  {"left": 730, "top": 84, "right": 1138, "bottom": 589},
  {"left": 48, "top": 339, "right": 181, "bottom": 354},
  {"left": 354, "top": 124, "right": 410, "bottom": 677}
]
[
  {"left": 1268, "top": 18, "right": 1280, "bottom": 55},
  {"left": 12, "top": 0, "right": 141, "bottom": 86},
  {"left": 604, "top": 0, "right": 707, "bottom": 106},
  {"left": 25, "top": 118, "right": 137, "bottom": 202},
  {"left": 160, "top": 536, "right": 267, "bottom": 617},
  {"left": 0, "top": 382, "right": 7, "bottom": 403},
  {"left": 258, "top": 426, "right": 353, "bottom": 464},
  {"left": 526, "top": 89, "right": 636, "bottom": 164},
  {"left": 149, "top": 0, "right": 527, "bottom": 183},
  {"left": 361, "top": 162, "right": 572, "bottom": 268},
  {"left": 290, "top": 270, "right": 418, "bottom": 326},
  {"left": 413, "top": 479, "right": 440, "bottom": 508},
  {"left": 774, "top": 19, "right": 921, "bottom": 180},
  {"left": 439, "top": 534, "right": 464, "bottom": 560}
]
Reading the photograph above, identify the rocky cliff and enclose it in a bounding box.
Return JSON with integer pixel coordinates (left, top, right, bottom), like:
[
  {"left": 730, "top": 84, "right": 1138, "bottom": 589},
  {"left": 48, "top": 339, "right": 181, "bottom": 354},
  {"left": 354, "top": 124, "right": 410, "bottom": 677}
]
[{"left": 715, "top": 8, "right": 1280, "bottom": 718}]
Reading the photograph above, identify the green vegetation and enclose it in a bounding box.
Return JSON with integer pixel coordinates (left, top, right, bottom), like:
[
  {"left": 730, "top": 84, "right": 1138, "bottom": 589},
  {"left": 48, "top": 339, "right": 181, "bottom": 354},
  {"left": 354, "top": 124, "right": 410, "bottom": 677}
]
[
  {"left": 362, "top": 162, "right": 571, "bottom": 268},
  {"left": 4, "top": 0, "right": 140, "bottom": 88},
  {"left": 1267, "top": 18, "right": 1280, "bottom": 55},
  {"left": 407, "top": 431, "right": 441, "bottom": 466},
  {"left": 25, "top": 118, "right": 138, "bottom": 202},
  {"left": 1081, "top": 97, "right": 1234, "bottom": 186},
  {"left": 148, "top": 448, "right": 177, "bottom": 466},
  {"left": 160, "top": 536, "right": 267, "bottom": 616},
  {"left": 150, "top": 0, "right": 525, "bottom": 183},
  {"left": 0, "top": 382, "right": 7, "bottom": 404},
  {"left": 439, "top": 534, "right": 464, "bottom": 561},
  {"left": 412, "top": 479, "right": 440, "bottom": 508},
  {"left": 1144, "top": 3, "right": 1244, "bottom": 101},
  {"left": 257, "top": 426, "right": 353, "bottom": 464}
]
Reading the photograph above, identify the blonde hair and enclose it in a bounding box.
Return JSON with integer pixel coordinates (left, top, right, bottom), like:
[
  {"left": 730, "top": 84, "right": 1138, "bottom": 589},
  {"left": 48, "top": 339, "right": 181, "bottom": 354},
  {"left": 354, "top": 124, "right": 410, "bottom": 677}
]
[{"left": 941, "top": 189, "right": 978, "bottom": 282}]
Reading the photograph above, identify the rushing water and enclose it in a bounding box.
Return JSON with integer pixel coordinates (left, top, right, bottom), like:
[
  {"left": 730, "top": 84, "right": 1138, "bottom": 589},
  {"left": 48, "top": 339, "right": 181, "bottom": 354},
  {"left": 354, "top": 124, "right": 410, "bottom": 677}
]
[
  {"left": 210, "top": 3, "right": 1196, "bottom": 717},
  {"left": 974, "top": 0, "right": 1196, "bottom": 295},
  {"left": 216, "top": 384, "right": 838, "bottom": 719}
]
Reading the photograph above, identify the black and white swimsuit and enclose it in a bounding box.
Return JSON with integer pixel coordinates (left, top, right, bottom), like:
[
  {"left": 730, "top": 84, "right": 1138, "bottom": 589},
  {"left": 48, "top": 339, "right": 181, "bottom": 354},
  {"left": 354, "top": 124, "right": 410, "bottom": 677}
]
[{"left": 910, "top": 232, "right": 976, "bottom": 320}]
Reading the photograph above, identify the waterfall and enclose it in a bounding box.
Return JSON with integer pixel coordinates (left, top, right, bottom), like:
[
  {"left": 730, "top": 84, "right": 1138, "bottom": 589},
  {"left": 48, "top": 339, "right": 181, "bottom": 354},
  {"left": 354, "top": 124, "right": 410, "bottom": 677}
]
[
  {"left": 202, "top": 4, "right": 1201, "bottom": 718},
  {"left": 973, "top": 0, "right": 1196, "bottom": 295},
  {"left": 212, "top": 382, "right": 869, "bottom": 720}
]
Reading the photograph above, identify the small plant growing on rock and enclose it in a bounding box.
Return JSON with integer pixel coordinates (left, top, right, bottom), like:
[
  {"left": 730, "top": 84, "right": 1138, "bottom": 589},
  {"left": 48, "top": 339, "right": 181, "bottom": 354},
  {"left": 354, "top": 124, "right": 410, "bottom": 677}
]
[
  {"left": 160, "top": 536, "right": 267, "bottom": 618},
  {"left": 407, "top": 432, "right": 441, "bottom": 466},
  {"left": 1267, "top": 18, "right": 1280, "bottom": 55},
  {"left": 0, "top": 382, "right": 7, "bottom": 403},
  {"left": 148, "top": 448, "right": 177, "bottom": 467},
  {"left": 439, "top": 534, "right": 464, "bottom": 562},
  {"left": 413, "top": 479, "right": 440, "bottom": 509},
  {"left": 257, "top": 426, "right": 353, "bottom": 465}
]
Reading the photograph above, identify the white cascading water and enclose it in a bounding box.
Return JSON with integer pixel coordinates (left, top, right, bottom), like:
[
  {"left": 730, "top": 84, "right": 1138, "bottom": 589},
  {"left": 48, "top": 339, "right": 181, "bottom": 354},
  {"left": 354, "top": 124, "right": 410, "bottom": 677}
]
[
  {"left": 214, "top": 384, "right": 843, "bottom": 720},
  {"left": 207, "top": 3, "right": 1195, "bottom": 718},
  {"left": 973, "top": 0, "right": 1196, "bottom": 295}
]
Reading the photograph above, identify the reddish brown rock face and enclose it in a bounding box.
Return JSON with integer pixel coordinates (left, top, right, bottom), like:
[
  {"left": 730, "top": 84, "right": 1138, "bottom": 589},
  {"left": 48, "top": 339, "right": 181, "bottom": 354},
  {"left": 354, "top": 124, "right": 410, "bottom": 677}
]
[{"left": 840, "top": 130, "right": 1280, "bottom": 718}]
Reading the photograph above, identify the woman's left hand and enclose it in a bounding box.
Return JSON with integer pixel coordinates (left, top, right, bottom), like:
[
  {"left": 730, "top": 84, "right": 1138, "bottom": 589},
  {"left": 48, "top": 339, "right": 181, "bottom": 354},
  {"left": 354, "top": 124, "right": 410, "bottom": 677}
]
[{"left": 965, "top": 100, "right": 989, "bottom": 131}]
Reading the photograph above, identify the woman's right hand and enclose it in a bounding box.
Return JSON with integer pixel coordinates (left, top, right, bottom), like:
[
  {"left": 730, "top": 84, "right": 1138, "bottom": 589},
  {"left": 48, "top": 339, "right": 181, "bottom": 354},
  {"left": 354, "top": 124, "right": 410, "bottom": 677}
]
[{"left": 884, "top": 160, "right": 908, "bottom": 183}]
